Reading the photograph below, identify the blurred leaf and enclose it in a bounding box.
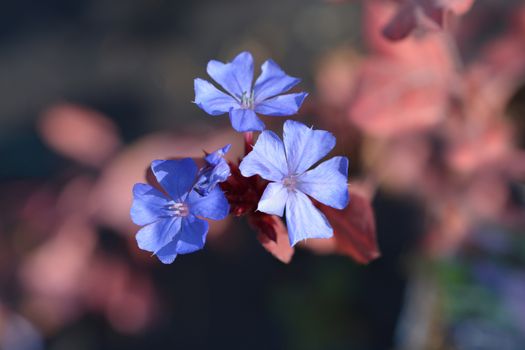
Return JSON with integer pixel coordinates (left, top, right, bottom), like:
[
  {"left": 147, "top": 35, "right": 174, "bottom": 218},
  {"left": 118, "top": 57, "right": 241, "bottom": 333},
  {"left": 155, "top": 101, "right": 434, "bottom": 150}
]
[
  {"left": 250, "top": 213, "right": 294, "bottom": 264},
  {"left": 349, "top": 57, "right": 447, "bottom": 137},
  {"left": 382, "top": 0, "right": 475, "bottom": 41},
  {"left": 382, "top": 0, "right": 442, "bottom": 41},
  {"left": 38, "top": 104, "right": 121, "bottom": 168},
  {"left": 318, "top": 190, "right": 380, "bottom": 264}
]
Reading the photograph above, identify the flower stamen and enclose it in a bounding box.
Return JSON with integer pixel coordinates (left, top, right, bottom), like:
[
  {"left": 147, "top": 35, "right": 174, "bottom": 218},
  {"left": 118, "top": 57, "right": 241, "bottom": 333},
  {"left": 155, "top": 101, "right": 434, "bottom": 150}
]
[
  {"left": 283, "top": 175, "right": 298, "bottom": 192},
  {"left": 240, "top": 91, "right": 255, "bottom": 109},
  {"left": 170, "top": 202, "right": 189, "bottom": 217}
]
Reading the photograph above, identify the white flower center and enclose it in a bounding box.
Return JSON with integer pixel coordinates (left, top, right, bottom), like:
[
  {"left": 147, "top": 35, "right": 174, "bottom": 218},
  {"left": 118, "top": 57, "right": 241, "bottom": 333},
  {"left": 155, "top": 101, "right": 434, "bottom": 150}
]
[
  {"left": 240, "top": 91, "right": 255, "bottom": 109},
  {"left": 170, "top": 202, "right": 189, "bottom": 217},
  {"left": 283, "top": 175, "right": 298, "bottom": 192}
]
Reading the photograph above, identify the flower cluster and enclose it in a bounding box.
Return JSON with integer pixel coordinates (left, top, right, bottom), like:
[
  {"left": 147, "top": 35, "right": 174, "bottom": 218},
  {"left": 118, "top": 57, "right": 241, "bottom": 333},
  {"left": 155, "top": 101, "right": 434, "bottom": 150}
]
[{"left": 131, "top": 51, "right": 356, "bottom": 264}]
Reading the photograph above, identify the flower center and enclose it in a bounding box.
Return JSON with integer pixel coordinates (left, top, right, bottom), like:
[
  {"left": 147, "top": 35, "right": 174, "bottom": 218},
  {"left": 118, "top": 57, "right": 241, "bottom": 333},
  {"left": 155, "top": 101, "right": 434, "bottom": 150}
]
[
  {"left": 240, "top": 91, "right": 255, "bottom": 109},
  {"left": 283, "top": 175, "right": 298, "bottom": 192},
  {"left": 170, "top": 202, "right": 189, "bottom": 217}
]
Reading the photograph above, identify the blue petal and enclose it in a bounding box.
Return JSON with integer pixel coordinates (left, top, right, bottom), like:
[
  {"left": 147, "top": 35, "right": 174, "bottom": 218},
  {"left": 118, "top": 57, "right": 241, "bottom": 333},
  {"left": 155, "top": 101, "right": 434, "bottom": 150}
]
[
  {"left": 205, "top": 144, "right": 232, "bottom": 165},
  {"left": 194, "top": 161, "right": 230, "bottom": 195},
  {"left": 335, "top": 155, "right": 349, "bottom": 175},
  {"left": 283, "top": 120, "right": 336, "bottom": 175},
  {"left": 207, "top": 51, "right": 254, "bottom": 99},
  {"left": 175, "top": 215, "right": 209, "bottom": 254},
  {"left": 207, "top": 160, "right": 230, "bottom": 186},
  {"left": 285, "top": 191, "right": 333, "bottom": 246},
  {"left": 205, "top": 144, "right": 231, "bottom": 185},
  {"left": 155, "top": 241, "right": 178, "bottom": 264},
  {"left": 136, "top": 217, "right": 181, "bottom": 253},
  {"left": 195, "top": 144, "right": 232, "bottom": 195},
  {"left": 151, "top": 158, "right": 197, "bottom": 201},
  {"left": 253, "top": 59, "right": 301, "bottom": 102},
  {"left": 297, "top": 156, "right": 349, "bottom": 209},
  {"left": 254, "top": 92, "right": 308, "bottom": 116},
  {"left": 194, "top": 78, "right": 238, "bottom": 115},
  {"left": 153, "top": 216, "right": 209, "bottom": 264},
  {"left": 187, "top": 187, "right": 229, "bottom": 220},
  {"left": 229, "top": 108, "right": 265, "bottom": 132},
  {"left": 130, "top": 183, "right": 171, "bottom": 226},
  {"left": 257, "top": 182, "right": 288, "bottom": 216},
  {"left": 239, "top": 130, "right": 288, "bottom": 182}
]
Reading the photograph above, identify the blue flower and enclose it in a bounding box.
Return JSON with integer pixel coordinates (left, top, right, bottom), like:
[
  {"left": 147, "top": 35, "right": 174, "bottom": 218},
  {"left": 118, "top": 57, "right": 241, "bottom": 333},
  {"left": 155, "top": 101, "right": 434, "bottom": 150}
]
[
  {"left": 195, "top": 144, "right": 232, "bottom": 195},
  {"left": 130, "top": 158, "right": 229, "bottom": 263},
  {"left": 194, "top": 51, "right": 308, "bottom": 132},
  {"left": 239, "top": 120, "right": 349, "bottom": 246}
]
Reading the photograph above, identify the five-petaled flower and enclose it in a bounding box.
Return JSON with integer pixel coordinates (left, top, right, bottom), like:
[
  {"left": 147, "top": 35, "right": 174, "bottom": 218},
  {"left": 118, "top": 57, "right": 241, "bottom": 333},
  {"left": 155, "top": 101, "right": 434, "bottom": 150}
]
[
  {"left": 194, "top": 51, "right": 308, "bottom": 132},
  {"left": 239, "top": 120, "right": 349, "bottom": 246},
  {"left": 131, "top": 158, "right": 229, "bottom": 263}
]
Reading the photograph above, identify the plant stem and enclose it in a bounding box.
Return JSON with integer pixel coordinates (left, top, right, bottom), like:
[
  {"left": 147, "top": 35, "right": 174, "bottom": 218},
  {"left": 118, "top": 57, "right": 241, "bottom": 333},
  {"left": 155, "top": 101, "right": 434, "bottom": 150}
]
[{"left": 244, "top": 131, "right": 254, "bottom": 155}]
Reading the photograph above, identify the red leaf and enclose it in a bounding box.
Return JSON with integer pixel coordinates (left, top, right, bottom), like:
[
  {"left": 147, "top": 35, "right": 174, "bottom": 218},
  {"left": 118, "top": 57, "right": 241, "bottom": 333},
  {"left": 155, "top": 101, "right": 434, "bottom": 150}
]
[
  {"left": 364, "top": 0, "right": 455, "bottom": 66},
  {"left": 382, "top": 0, "right": 444, "bottom": 42},
  {"left": 348, "top": 57, "right": 448, "bottom": 137},
  {"left": 249, "top": 213, "right": 294, "bottom": 263},
  {"left": 383, "top": 2, "right": 418, "bottom": 41},
  {"left": 38, "top": 103, "right": 121, "bottom": 167},
  {"left": 439, "top": 0, "right": 475, "bottom": 15},
  {"left": 318, "top": 191, "right": 380, "bottom": 264},
  {"left": 420, "top": 0, "right": 445, "bottom": 27},
  {"left": 219, "top": 161, "right": 268, "bottom": 217}
]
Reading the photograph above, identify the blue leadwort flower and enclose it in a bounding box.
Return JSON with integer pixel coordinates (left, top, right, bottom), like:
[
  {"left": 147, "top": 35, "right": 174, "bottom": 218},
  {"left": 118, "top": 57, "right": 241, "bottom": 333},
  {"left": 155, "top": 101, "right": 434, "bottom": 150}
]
[
  {"left": 195, "top": 144, "right": 232, "bottom": 195},
  {"left": 130, "top": 158, "right": 229, "bottom": 263},
  {"left": 239, "top": 120, "right": 349, "bottom": 246},
  {"left": 194, "top": 51, "right": 308, "bottom": 132}
]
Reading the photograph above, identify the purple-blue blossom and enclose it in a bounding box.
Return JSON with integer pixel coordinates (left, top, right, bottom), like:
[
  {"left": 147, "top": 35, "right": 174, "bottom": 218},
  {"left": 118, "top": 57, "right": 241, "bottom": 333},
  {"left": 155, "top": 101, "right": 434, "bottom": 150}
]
[
  {"left": 130, "top": 158, "right": 229, "bottom": 264},
  {"left": 194, "top": 51, "right": 308, "bottom": 132},
  {"left": 195, "top": 144, "right": 232, "bottom": 195},
  {"left": 239, "top": 120, "right": 349, "bottom": 246}
]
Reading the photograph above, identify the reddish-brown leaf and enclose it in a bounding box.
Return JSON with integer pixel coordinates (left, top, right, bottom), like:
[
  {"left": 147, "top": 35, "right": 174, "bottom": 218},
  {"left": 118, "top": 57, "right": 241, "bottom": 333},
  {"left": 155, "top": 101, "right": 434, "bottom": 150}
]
[
  {"left": 382, "top": 0, "right": 443, "bottom": 41},
  {"left": 382, "top": 2, "right": 419, "bottom": 41},
  {"left": 249, "top": 213, "right": 294, "bottom": 264},
  {"left": 318, "top": 191, "right": 380, "bottom": 264},
  {"left": 219, "top": 161, "right": 268, "bottom": 217},
  {"left": 348, "top": 57, "right": 448, "bottom": 137},
  {"left": 381, "top": 0, "right": 474, "bottom": 41},
  {"left": 440, "top": 0, "right": 476, "bottom": 15},
  {"left": 38, "top": 103, "right": 121, "bottom": 168}
]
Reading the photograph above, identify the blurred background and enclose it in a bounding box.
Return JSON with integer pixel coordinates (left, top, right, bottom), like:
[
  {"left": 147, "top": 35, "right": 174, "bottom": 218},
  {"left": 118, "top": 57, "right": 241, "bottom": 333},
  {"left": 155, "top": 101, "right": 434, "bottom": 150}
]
[{"left": 1, "top": 0, "right": 525, "bottom": 349}]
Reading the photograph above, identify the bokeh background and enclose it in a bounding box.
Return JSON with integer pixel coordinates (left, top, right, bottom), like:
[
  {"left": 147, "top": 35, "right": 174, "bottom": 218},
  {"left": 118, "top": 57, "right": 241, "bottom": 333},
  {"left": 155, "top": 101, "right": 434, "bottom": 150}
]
[{"left": 1, "top": 0, "right": 525, "bottom": 349}]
